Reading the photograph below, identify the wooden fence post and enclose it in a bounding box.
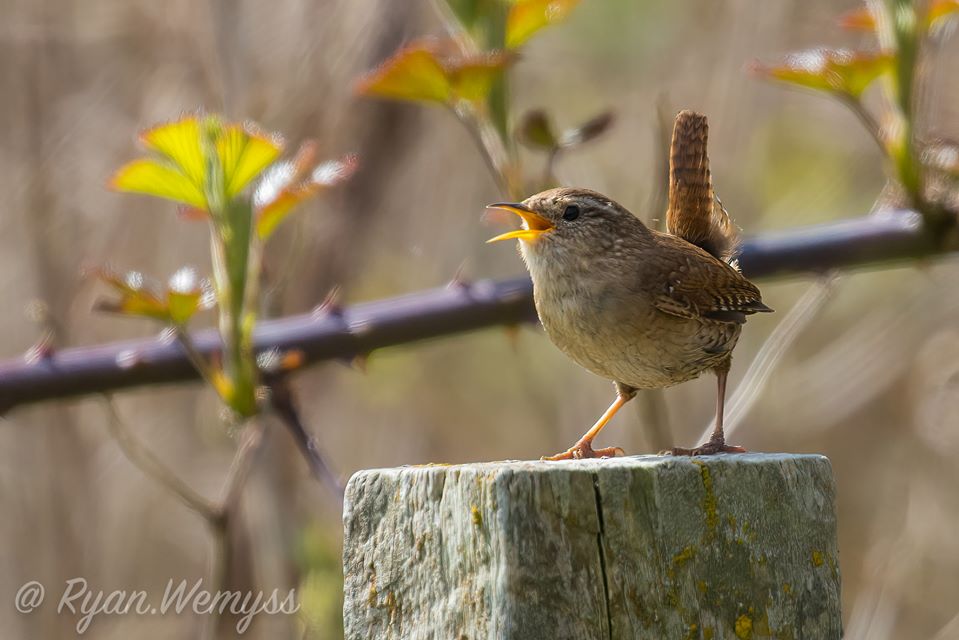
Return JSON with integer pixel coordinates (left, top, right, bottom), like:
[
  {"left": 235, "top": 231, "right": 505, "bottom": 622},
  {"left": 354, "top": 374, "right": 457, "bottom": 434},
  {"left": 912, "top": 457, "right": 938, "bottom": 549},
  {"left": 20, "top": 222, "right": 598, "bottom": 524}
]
[{"left": 343, "top": 454, "right": 842, "bottom": 639}]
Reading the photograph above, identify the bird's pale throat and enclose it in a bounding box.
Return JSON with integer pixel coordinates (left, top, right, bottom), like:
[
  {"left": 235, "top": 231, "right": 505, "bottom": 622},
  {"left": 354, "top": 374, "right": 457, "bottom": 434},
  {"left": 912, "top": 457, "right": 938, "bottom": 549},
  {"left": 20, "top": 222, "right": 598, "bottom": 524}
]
[{"left": 486, "top": 202, "right": 554, "bottom": 243}]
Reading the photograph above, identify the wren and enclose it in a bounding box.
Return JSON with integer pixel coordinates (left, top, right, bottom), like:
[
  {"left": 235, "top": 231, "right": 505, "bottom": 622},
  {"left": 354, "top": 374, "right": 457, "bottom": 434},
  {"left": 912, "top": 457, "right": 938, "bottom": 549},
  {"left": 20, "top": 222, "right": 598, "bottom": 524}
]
[{"left": 487, "top": 111, "right": 772, "bottom": 460}]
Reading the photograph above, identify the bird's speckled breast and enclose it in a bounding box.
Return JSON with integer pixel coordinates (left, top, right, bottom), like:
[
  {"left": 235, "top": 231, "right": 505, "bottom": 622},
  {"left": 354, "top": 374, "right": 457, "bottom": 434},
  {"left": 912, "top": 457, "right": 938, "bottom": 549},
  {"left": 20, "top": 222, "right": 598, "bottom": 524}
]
[{"left": 523, "top": 243, "right": 739, "bottom": 390}]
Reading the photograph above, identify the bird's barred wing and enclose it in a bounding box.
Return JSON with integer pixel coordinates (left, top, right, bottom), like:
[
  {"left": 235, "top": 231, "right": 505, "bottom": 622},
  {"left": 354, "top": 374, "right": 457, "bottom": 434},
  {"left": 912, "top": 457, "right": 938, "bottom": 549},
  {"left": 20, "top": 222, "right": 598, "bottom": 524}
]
[{"left": 644, "top": 237, "right": 771, "bottom": 324}]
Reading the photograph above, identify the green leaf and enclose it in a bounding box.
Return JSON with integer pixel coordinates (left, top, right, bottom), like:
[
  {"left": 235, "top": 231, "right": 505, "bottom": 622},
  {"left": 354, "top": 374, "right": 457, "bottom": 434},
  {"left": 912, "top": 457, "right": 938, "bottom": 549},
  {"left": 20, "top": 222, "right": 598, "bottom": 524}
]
[
  {"left": 255, "top": 152, "right": 358, "bottom": 240},
  {"left": 93, "top": 268, "right": 170, "bottom": 322},
  {"left": 140, "top": 117, "right": 207, "bottom": 187},
  {"left": 216, "top": 124, "right": 284, "bottom": 199},
  {"left": 516, "top": 110, "right": 558, "bottom": 149},
  {"left": 110, "top": 158, "right": 207, "bottom": 210},
  {"left": 355, "top": 43, "right": 452, "bottom": 104},
  {"left": 111, "top": 114, "right": 286, "bottom": 212},
  {"left": 752, "top": 49, "right": 893, "bottom": 98},
  {"left": 256, "top": 191, "right": 302, "bottom": 240},
  {"left": 93, "top": 266, "right": 213, "bottom": 325},
  {"left": 506, "top": 0, "right": 581, "bottom": 49},
  {"left": 356, "top": 41, "right": 512, "bottom": 106},
  {"left": 166, "top": 267, "right": 210, "bottom": 324},
  {"left": 448, "top": 51, "right": 513, "bottom": 103}
]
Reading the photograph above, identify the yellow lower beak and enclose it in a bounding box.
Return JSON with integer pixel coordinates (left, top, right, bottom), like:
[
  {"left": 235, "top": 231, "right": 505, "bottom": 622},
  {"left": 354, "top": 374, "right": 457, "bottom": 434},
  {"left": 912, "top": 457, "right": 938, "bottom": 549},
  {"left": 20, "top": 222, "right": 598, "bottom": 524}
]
[{"left": 486, "top": 203, "right": 555, "bottom": 243}]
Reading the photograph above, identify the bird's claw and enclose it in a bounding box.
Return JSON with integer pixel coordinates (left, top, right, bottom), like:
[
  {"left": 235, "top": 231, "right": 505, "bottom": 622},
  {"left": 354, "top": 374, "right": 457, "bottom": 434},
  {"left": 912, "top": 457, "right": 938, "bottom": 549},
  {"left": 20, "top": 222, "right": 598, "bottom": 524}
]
[
  {"left": 542, "top": 440, "right": 625, "bottom": 461},
  {"left": 661, "top": 438, "right": 746, "bottom": 457}
]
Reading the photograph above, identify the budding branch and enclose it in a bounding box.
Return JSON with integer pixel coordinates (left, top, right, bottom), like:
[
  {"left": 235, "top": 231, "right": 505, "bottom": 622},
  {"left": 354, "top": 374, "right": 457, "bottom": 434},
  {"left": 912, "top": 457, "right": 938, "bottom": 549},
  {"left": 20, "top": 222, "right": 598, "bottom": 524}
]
[{"left": 0, "top": 209, "right": 948, "bottom": 412}]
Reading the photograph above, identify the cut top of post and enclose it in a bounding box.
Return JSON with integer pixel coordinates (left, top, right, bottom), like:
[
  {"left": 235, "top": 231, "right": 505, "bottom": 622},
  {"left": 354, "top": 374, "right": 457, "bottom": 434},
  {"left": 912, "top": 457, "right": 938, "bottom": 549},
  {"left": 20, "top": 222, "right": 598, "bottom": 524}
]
[{"left": 343, "top": 453, "right": 842, "bottom": 640}]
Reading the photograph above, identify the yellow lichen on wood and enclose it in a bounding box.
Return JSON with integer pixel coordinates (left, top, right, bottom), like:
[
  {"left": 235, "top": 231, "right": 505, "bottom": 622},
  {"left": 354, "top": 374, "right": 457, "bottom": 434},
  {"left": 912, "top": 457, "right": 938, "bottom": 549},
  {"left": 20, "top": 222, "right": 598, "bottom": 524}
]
[
  {"left": 811, "top": 549, "right": 824, "bottom": 567},
  {"left": 673, "top": 545, "right": 697, "bottom": 566},
  {"left": 692, "top": 460, "right": 719, "bottom": 536}
]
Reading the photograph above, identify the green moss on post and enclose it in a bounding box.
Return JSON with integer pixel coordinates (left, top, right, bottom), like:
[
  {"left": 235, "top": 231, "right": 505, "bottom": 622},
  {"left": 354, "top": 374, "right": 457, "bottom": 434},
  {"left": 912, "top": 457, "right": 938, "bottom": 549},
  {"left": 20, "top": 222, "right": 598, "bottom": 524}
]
[{"left": 343, "top": 454, "right": 842, "bottom": 639}]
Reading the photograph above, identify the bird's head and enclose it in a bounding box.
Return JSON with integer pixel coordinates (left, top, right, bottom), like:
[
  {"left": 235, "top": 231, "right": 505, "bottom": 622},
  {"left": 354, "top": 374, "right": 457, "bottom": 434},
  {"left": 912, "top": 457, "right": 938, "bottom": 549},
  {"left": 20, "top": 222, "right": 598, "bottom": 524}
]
[{"left": 486, "top": 188, "right": 645, "bottom": 257}]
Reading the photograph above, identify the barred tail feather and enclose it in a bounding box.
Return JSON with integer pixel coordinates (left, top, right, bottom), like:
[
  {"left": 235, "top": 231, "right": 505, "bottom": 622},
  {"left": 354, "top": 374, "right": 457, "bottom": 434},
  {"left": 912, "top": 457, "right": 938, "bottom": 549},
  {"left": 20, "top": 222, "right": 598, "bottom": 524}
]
[{"left": 666, "top": 110, "right": 738, "bottom": 262}]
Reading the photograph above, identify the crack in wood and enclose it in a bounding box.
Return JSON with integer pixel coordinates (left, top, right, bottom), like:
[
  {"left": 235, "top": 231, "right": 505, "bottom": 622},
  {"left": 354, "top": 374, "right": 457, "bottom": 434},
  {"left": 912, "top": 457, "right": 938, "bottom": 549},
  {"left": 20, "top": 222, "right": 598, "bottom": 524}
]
[{"left": 592, "top": 473, "right": 614, "bottom": 640}]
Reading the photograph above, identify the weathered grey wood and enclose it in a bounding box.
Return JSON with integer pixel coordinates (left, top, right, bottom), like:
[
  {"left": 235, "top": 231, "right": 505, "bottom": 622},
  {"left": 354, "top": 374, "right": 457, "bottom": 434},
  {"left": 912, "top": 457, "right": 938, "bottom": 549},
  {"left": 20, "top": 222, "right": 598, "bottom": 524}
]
[{"left": 343, "top": 454, "right": 841, "bottom": 640}]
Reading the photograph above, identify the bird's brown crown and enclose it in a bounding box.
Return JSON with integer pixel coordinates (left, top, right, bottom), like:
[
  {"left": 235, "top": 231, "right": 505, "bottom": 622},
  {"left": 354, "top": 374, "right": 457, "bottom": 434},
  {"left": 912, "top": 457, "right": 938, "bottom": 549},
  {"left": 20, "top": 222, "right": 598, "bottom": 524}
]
[
  {"left": 519, "top": 188, "right": 649, "bottom": 248},
  {"left": 486, "top": 188, "right": 655, "bottom": 271}
]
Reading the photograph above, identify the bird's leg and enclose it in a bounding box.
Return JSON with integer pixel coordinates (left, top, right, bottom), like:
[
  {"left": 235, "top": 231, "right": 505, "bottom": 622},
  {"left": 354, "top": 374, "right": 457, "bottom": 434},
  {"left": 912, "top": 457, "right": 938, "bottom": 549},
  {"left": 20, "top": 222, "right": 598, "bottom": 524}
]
[
  {"left": 667, "top": 365, "right": 746, "bottom": 456},
  {"left": 542, "top": 385, "right": 635, "bottom": 461}
]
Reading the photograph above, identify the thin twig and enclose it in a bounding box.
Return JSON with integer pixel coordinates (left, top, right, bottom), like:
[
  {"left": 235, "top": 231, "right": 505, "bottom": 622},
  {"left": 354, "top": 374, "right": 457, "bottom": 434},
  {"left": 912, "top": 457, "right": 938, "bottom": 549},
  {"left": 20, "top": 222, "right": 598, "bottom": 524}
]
[
  {"left": 697, "top": 274, "right": 840, "bottom": 444},
  {"left": 450, "top": 104, "right": 513, "bottom": 197},
  {"left": 841, "top": 94, "right": 887, "bottom": 156},
  {"left": 103, "top": 396, "right": 220, "bottom": 521},
  {"left": 174, "top": 326, "right": 219, "bottom": 390},
  {"left": 206, "top": 417, "right": 267, "bottom": 640},
  {"left": 217, "top": 418, "right": 267, "bottom": 513},
  {"left": 104, "top": 388, "right": 266, "bottom": 640},
  {"left": 268, "top": 377, "right": 344, "bottom": 499}
]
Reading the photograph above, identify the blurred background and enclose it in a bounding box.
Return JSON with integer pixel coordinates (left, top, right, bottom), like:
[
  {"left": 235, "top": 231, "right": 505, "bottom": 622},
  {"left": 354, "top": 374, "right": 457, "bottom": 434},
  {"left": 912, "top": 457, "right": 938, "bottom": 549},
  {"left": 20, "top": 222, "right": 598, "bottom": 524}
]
[{"left": 2, "top": 0, "right": 959, "bottom": 638}]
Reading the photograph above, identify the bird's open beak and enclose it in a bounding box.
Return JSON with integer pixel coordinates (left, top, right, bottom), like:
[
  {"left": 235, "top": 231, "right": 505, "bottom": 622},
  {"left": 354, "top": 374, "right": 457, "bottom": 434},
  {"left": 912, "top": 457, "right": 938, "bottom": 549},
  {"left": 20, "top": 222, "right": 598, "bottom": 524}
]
[{"left": 485, "top": 202, "right": 555, "bottom": 243}]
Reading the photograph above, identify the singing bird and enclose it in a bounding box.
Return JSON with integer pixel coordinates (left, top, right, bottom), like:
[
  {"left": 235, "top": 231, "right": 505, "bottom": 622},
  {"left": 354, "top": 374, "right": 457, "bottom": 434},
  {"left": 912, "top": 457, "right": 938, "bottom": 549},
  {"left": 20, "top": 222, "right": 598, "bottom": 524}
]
[{"left": 487, "top": 110, "right": 771, "bottom": 460}]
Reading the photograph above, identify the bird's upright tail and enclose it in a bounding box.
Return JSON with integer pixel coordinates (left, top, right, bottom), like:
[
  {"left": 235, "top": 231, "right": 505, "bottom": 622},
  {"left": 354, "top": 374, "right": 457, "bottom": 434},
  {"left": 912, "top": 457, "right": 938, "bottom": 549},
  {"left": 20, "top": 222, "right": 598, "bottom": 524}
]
[{"left": 666, "top": 110, "right": 737, "bottom": 262}]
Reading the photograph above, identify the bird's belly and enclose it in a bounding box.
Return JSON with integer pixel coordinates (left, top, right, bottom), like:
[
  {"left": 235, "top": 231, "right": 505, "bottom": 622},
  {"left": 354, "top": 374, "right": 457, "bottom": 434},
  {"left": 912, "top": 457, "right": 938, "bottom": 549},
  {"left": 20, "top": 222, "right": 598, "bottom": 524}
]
[{"left": 535, "top": 286, "right": 739, "bottom": 390}]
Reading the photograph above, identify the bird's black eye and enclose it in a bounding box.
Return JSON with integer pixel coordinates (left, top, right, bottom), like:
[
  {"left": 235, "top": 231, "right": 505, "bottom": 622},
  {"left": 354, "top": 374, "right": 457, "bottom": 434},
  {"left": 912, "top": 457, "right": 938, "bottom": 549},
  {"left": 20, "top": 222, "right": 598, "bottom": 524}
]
[{"left": 563, "top": 204, "right": 580, "bottom": 221}]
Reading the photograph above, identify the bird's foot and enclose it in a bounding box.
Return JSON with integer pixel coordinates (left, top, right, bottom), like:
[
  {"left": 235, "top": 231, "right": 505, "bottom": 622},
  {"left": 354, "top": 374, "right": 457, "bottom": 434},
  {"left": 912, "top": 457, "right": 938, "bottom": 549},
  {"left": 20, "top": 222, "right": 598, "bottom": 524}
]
[
  {"left": 542, "top": 439, "right": 625, "bottom": 461},
  {"left": 663, "top": 437, "right": 746, "bottom": 457}
]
